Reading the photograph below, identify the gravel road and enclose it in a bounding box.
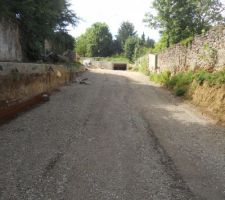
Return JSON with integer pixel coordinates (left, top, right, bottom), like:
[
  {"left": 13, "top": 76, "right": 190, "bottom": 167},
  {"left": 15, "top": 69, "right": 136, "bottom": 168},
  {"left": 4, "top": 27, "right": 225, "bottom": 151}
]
[{"left": 0, "top": 69, "right": 225, "bottom": 200}]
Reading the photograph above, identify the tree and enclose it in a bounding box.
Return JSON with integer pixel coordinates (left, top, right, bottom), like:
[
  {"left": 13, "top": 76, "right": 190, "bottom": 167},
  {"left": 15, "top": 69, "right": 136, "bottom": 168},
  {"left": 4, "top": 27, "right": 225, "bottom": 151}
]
[
  {"left": 76, "top": 23, "right": 113, "bottom": 57},
  {"left": 76, "top": 34, "right": 88, "bottom": 56},
  {"left": 192, "top": 0, "right": 225, "bottom": 34},
  {"left": 124, "top": 36, "right": 138, "bottom": 62},
  {"left": 112, "top": 39, "right": 123, "bottom": 55},
  {"left": 0, "top": 0, "right": 78, "bottom": 60},
  {"left": 51, "top": 32, "right": 75, "bottom": 55},
  {"left": 117, "top": 21, "right": 137, "bottom": 48},
  {"left": 145, "top": 37, "right": 155, "bottom": 48},
  {"left": 144, "top": 0, "right": 225, "bottom": 47},
  {"left": 141, "top": 32, "right": 146, "bottom": 45},
  {"left": 86, "top": 23, "right": 113, "bottom": 57}
]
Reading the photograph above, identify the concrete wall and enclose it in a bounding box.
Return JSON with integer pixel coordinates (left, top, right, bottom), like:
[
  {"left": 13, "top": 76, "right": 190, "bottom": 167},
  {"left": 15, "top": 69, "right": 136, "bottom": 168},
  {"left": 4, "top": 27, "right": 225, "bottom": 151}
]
[
  {"left": 157, "top": 25, "right": 225, "bottom": 73},
  {"left": 91, "top": 61, "right": 127, "bottom": 70},
  {"left": 148, "top": 54, "right": 157, "bottom": 71},
  {"left": 91, "top": 61, "right": 114, "bottom": 70},
  {"left": 0, "top": 20, "right": 22, "bottom": 61}
]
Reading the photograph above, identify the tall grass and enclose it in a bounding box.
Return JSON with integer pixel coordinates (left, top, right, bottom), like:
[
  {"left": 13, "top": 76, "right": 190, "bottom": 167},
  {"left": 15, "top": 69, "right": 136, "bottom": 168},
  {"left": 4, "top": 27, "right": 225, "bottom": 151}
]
[{"left": 149, "top": 68, "right": 225, "bottom": 96}]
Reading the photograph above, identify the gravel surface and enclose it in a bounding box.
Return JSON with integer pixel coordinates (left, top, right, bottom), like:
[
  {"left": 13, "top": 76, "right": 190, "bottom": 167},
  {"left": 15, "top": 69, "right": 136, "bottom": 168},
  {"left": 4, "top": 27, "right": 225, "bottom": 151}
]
[{"left": 0, "top": 69, "right": 224, "bottom": 200}]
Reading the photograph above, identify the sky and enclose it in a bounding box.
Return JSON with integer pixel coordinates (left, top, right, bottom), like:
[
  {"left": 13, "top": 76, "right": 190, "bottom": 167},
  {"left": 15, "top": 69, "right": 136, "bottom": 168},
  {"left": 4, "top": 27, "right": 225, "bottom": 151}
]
[{"left": 68, "top": 0, "right": 160, "bottom": 41}]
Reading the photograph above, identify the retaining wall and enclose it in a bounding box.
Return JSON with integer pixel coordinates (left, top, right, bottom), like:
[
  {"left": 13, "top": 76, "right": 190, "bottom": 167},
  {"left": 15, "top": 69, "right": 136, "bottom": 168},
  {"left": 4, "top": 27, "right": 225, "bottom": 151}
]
[{"left": 91, "top": 61, "right": 114, "bottom": 70}]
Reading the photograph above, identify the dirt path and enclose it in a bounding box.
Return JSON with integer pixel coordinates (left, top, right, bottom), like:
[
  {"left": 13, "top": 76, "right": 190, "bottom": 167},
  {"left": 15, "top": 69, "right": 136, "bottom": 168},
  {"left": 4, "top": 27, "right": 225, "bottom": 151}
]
[{"left": 0, "top": 69, "right": 224, "bottom": 200}]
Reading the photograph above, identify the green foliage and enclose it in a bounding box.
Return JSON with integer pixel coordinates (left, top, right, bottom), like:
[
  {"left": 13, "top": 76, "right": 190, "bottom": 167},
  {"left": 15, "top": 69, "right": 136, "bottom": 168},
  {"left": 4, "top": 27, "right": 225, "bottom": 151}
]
[
  {"left": 51, "top": 32, "right": 75, "bottom": 55},
  {"left": 141, "top": 33, "right": 146, "bottom": 45},
  {"left": 1, "top": 0, "right": 78, "bottom": 61},
  {"left": 194, "top": 70, "right": 210, "bottom": 85},
  {"left": 145, "top": 37, "right": 155, "bottom": 48},
  {"left": 180, "top": 36, "right": 193, "bottom": 46},
  {"left": 135, "top": 56, "right": 149, "bottom": 75},
  {"left": 76, "top": 22, "right": 113, "bottom": 57},
  {"left": 150, "top": 71, "right": 171, "bottom": 85},
  {"left": 175, "top": 88, "right": 187, "bottom": 96},
  {"left": 76, "top": 34, "right": 88, "bottom": 57},
  {"left": 144, "top": 0, "right": 225, "bottom": 47},
  {"left": 124, "top": 36, "right": 138, "bottom": 62},
  {"left": 150, "top": 70, "right": 194, "bottom": 96},
  {"left": 200, "top": 43, "right": 218, "bottom": 67},
  {"left": 134, "top": 46, "right": 150, "bottom": 60},
  {"left": 112, "top": 39, "right": 123, "bottom": 55},
  {"left": 151, "top": 33, "right": 168, "bottom": 53},
  {"left": 195, "top": 69, "right": 225, "bottom": 86},
  {"left": 150, "top": 69, "right": 225, "bottom": 96},
  {"left": 168, "top": 71, "right": 194, "bottom": 88},
  {"left": 116, "top": 21, "right": 137, "bottom": 48},
  {"left": 87, "top": 23, "right": 113, "bottom": 57}
]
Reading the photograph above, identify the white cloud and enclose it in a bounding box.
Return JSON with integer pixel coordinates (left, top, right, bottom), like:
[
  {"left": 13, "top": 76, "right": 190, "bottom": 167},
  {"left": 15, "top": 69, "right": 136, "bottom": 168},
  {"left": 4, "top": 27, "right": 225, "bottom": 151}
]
[{"left": 68, "top": 0, "right": 160, "bottom": 41}]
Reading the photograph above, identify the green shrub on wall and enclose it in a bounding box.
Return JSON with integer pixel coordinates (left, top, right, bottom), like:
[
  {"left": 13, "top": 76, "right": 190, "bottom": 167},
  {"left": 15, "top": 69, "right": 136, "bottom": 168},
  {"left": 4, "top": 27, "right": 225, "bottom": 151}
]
[{"left": 150, "top": 69, "right": 225, "bottom": 96}]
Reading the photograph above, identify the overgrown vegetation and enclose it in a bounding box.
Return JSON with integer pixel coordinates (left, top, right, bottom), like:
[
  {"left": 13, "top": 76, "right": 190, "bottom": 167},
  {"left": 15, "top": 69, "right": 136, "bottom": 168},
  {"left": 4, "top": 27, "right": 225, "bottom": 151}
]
[
  {"left": 0, "top": 0, "right": 78, "bottom": 61},
  {"left": 149, "top": 69, "right": 225, "bottom": 96},
  {"left": 144, "top": 0, "right": 225, "bottom": 51},
  {"left": 180, "top": 36, "right": 194, "bottom": 46},
  {"left": 200, "top": 43, "right": 218, "bottom": 67},
  {"left": 76, "top": 23, "right": 113, "bottom": 57}
]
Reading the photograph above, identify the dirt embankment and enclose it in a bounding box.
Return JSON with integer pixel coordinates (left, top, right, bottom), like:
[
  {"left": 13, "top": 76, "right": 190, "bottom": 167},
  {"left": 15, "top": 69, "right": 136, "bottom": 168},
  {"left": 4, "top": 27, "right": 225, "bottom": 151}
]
[
  {"left": 0, "top": 66, "right": 75, "bottom": 108},
  {"left": 190, "top": 83, "right": 225, "bottom": 122}
]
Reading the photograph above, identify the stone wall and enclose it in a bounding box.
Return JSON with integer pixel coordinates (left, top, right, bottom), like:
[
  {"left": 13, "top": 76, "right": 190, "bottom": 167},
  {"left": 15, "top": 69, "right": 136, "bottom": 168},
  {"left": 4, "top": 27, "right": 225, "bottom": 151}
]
[
  {"left": 0, "top": 20, "right": 22, "bottom": 61},
  {"left": 157, "top": 25, "right": 225, "bottom": 73}
]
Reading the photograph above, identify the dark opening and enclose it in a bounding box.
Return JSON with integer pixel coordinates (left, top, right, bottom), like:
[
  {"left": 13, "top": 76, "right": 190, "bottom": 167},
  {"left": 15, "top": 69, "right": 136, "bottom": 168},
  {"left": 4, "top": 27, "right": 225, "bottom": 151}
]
[{"left": 113, "top": 63, "right": 127, "bottom": 70}]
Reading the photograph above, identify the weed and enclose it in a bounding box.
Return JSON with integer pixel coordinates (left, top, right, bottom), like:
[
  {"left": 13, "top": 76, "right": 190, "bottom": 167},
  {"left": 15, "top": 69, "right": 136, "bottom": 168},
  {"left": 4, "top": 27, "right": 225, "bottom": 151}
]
[
  {"left": 195, "top": 69, "right": 225, "bottom": 86},
  {"left": 149, "top": 68, "right": 225, "bottom": 96},
  {"left": 150, "top": 70, "right": 171, "bottom": 85},
  {"left": 175, "top": 87, "right": 187, "bottom": 96},
  {"left": 180, "top": 36, "right": 193, "bottom": 46}
]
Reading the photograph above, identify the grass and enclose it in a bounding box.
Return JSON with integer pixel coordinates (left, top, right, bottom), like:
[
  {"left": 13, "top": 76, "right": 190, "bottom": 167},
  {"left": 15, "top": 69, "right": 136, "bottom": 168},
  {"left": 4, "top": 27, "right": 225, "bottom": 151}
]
[
  {"left": 195, "top": 69, "right": 225, "bottom": 86},
  {"left": 149, "top": 68, "right": 225, "bottom": 96},
  {"left": 149, "top": 71, "right": 171, "bottom": 85}
]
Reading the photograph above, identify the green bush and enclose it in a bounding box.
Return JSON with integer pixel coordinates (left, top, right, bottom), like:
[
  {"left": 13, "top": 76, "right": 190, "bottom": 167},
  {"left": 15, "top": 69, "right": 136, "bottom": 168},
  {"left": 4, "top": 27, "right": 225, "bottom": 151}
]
[
  {"left": 195, "top": 69, "right": 225, "bottom": 86},
  {"left": 150, "top": 68, "right": 225, "bottom": 96},
  {"left": 194, "top": 70, "right": 210, "bottom": 85},
  {"left": 175, "top": 87, "right": 187, "bottom": 96},
  {"left": 167, "top": 71, "right": 194, "bottom": 89},
  {"left": 149, "top": 71, "right": 171, "bottom": 84}
]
